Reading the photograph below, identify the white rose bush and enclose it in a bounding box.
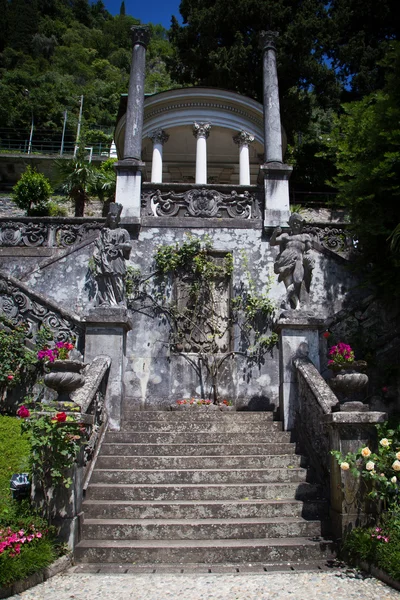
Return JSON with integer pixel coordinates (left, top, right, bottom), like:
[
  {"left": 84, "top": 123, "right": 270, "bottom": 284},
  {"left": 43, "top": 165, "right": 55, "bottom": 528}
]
[{"left": 332, "top": 421, "right": 400, "bottom": 508}]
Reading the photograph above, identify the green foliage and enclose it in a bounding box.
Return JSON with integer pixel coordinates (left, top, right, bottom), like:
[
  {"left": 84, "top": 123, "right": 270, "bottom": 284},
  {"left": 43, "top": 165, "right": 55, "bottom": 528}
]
[
  {"left": 56, "top": 150, "right": 97, "bottom": 216},
  {"left": 322, "top": 42, "right": 400, "bottom": 298},
  {"left": 0, "top": 321, "right": 38, "bottom": 405},
  {"left": 0, "top": 536, "right": 56, "bottom": 587},
  {"left": 343, "top": 512, "right": 400, "bottom": 582},
  {"left": 12, "top": 166, "right": 52, "bottom": 216},
  {"left": 332, "top": 418, "right": 400, "bottom": 507},
  {"left": 20, "top": 398, "right": 86, "bottom": 520},
  {"left": 0, "top": 416, "right": 30, "bottom": 511}
]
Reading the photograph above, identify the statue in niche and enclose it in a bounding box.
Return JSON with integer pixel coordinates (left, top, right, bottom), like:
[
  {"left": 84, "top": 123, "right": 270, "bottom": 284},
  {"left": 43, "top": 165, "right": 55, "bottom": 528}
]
[
  {"left": 270, "top": 213, "right": 314, "bottom": 310},
  {"left": 92, "top": 203, "right": 132, "bottom": 306}
]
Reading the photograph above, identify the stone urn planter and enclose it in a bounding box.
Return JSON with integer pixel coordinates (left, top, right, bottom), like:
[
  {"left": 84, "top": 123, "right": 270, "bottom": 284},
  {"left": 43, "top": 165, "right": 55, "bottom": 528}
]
[
  {"left": 44, "top": 360, "right": 85, "bottom": 403},
  {"left": 328, "top": 360, "right": 369, "bottom": 410}
]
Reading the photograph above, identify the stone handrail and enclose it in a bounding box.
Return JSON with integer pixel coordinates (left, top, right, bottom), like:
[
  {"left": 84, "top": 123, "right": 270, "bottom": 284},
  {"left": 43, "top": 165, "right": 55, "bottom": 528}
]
[
  {"left": 0, "top": 271, "right": 84, "bottom": 347},
  {"left": 71, "top": 355, "right": 111, "bottom": 489},
  {"left": 293, "top": 356, "right": 339, "bottom": 488}
]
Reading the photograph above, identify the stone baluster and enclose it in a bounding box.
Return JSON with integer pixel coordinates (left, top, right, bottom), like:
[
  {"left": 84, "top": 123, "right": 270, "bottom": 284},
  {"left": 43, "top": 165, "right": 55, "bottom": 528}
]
[
  {"left": 233, "top": 131, "right": 255, "bottom": 186},
  {"left": 149, "top": 129, "right": 169, "bottom": 183},
  {"left": 193, "top": 122, "right": 211, "bottom": 185}
]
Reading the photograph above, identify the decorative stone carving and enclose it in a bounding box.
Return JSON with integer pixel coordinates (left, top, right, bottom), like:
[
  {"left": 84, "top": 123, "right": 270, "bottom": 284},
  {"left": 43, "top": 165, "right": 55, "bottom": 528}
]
[
  {"left": 44, "top": 360, "right": 86, "bottom": 403},
  {"left": 193, "top": 122, "right": 211, "bottom": 139},
  {"left": 142, "top": 187, "right": 262, "bottom": 220},
  {"left": 303, "top": 225, "right": 354, "bottom": 259},
  {"left": 149, "top": 129, "right": 169, "bottom": 145},
  {"left": 92, "top": 203, "right": 132, "bottom": 307},
  {"left": 0, "top": 274, "right": 83, "bottom": 344},
  {"left": 0, "top": 221, "right": 102, "bottom": 248},
  {"left": 233, "top": 131, "right": 255, "bottom": 147},
  {"left": 270, "top": 213, "right": 315, "bottom": 310},
  {"left": 130, "top": 25, "right": 151, "bottom": 48},
  {"left": 259, "top": 30, "right": 279, "bottom": 52}
]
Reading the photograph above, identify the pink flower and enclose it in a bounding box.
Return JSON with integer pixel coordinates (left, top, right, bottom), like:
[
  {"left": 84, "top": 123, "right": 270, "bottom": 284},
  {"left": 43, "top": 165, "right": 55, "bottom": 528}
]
[
  {"left": 16, "top": 405, "right": 30, "bottom": 418},
  {"left": 36, "top": 532, "right": 42, "bottom": 538},
  {"left": 7, "top": 374, "right": 14, "bottom": 380},
  {"left": 382, "top": 386, "right": 388, "bottom": 393},
  {"left": 27, "top": 534, "right": 34, "bottom": 542}
]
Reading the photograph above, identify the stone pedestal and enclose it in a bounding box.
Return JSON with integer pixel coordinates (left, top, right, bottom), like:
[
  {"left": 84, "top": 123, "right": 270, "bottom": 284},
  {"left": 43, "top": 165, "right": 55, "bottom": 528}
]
[
  {"left": 276, "top": 311, "right": 324, "bottom": 430},
  {"left": 114, "top": 158, "right": 144, "bottom": 221},
  {"left": 323, "top": 411, "right": 387, "bottom": 540},
  {"left": 84, "top": 307, "right": 131, "bottom": 431},
  {"left": 260, "top": 162, "right": 292, "bottom": 228}
]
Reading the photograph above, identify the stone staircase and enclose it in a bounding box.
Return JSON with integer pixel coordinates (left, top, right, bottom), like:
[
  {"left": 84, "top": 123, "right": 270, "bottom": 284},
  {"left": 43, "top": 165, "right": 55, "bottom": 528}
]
[{"left": 74, "top": 410, "right": 334, "bottom": 567}]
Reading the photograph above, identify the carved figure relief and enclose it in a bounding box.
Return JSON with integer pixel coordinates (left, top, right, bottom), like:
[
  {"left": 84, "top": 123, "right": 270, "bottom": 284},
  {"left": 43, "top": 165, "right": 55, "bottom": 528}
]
[
  {"left": 270, "top": 213, "right": 315, "bottom": 310},
  {"left": 92, "top": 203, "right": 132, "bottom": 306}
]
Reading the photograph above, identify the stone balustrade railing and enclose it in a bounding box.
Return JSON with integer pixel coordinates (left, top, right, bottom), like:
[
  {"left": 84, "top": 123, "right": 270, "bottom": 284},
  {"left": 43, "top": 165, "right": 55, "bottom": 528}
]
[
  {"left": 0, "top": 271, "right": 84, "bottom": 347},
  {"left": 0, "top": 217, "right": 104, "bottom": 248},
  {"left": 293, "top": 356, "right": 339, "bottom": 488}
]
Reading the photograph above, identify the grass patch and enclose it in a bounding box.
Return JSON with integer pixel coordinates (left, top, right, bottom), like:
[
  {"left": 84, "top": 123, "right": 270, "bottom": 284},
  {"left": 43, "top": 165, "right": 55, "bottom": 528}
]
[
  {"left": 0, "top": 416, "right": 30, "bottom": 512},
  {"left": 0, "top": 417, "right": 58, "bottom": 587}
]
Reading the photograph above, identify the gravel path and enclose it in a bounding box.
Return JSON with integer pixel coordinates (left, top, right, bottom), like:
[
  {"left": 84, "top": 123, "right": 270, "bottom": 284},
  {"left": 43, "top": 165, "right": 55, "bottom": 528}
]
[{"left": 11, "top": 568, "right": 400, "bottom": 600}]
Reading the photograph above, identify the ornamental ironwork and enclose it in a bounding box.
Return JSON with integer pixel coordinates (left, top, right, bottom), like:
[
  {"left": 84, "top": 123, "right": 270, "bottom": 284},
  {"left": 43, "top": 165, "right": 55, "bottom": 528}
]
[
  {"left": 141, "top": 187, "right": 262, "bottom": 220},
  {"left": 304, "top": 225, "right": 355, "bottom": 258}
]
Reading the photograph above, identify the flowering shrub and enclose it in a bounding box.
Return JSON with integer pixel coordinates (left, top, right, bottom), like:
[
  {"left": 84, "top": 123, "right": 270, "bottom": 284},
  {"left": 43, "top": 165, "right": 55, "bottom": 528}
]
[
  {"left": 220, "top": 399, "right": 233, "bottom": 406},
  {"left": 328, "top": 341, "right": 355, "bottom": 368},
  {"left": 17, "top": 399, "right": 86, "bottom": 520},
  {"left": 332, "top": 420, "right": 400, "bottom": 506},
  {"left": 37, "top": 341, "right": 75, "bottom": 363},
  {"left": 0, "top": 525, "right": 44, "bottom": 557},
  {"left": 176, "top": 398, "right": 213, "bottom": 406}
]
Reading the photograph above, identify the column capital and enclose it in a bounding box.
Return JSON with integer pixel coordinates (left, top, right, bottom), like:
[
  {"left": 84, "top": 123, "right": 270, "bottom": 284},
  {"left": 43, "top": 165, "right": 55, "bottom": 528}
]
[
  {"left": 149, "top": 128, "right": 169, "bottom": 145},
  {"left": 259, "top": 30, "right": 279, "bottom": 53},
  {"left": 130, "top": 25, "right": 151, "bottom": 48},
  {"left": 193, "top": 122, "right": 211, "bottom": 139},
  {"left": 233, "top": 130, "right": 255, "bottom": 147}
]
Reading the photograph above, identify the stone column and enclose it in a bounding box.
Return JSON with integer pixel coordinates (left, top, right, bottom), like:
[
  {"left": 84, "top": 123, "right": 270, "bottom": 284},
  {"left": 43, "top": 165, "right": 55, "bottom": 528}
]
[
  {"left": 276, "top": 312, "right": 324, "bottom": 430},
  {"left": 259, "top": 31, "right": 292, "bottom": 228},
  {"left": 233, "top": 131, "right": 254, "bottom": 186},
  {"left": 149, "top": 129, "right": 169, "bottom": 183},
  {"left": 193, "top": 122, "right": 211, "bottom": 185},
  {"left": 115, "top": 26, "right": 150, "bottom": 222}
]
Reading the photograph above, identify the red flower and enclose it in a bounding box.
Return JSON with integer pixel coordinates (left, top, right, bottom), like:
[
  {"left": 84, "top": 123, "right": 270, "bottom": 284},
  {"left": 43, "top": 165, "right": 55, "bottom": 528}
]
[
  {"left": 382, "top": 386, "right": 389, "bottom": 393},
  {"left": 7, "top": 374, "right": 14, "bottom": 380},
  {"left": 322, "top": 332, "right": 330, "bottom": 339},
  {"left": 16, "top": 406, "right": 30, "bottom": 419},
  {"left": 54, "top": 412, "right": 67, "bottom": 422}
]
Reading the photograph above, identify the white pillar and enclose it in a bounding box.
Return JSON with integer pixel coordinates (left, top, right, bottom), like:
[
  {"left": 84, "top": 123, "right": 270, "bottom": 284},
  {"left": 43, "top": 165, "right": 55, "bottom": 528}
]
[
  {"left": 193, "top": 122, "right": 211, "bottom": 184},
  {"left": 149, "top": 129, "right": 169, "bottom": 183},
  {"left": 233, "top": 131, "right": 255, "bottom": 185}
]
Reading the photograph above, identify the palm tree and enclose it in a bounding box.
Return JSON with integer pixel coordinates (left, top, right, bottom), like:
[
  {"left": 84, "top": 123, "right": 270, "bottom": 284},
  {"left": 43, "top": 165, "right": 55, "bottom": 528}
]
[{"left": 56, "top": 151, "right": 97, "bottom": 217}]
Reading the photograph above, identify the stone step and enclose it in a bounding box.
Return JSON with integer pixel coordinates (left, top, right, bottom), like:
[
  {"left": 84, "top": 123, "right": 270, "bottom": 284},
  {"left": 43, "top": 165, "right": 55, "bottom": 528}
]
[
  {"left": 121, "top": 411, "right": 274, "bottom": 422},
  {"left": 85, "top": 481, "right": 321, "bottom": 502},
  {"left": 90, "top": 467, "right": 307, "bottom": 485},
  {"left": 101, "top": 443, "right": 296, "bottom": 456},
  {"left": 104, "top": 431, "right": 291, "bottom": 444},
  {"left": 95, "top": 454, "right": 305, "bottom": 471},
  {"left": 82, "top": 499, "right": 328, "bottom": 521},
  {"left": 74, "top": 537, "right": 335, "bottom": 564},
  {"left": 119, "top": 420, "right": 282, "bottom": 433},
  {"left": 82, "top": 517, "right": 323, "bottom": 541}
]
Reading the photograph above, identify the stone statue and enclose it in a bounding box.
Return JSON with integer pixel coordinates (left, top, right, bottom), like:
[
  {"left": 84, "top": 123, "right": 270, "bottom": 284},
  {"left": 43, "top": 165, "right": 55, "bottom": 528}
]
[
  {"left": 92, "top": 203, "right": 132, "bottom": 306},
  {"left": 270, "top": 213, "right": 314, "bottom": 310}
]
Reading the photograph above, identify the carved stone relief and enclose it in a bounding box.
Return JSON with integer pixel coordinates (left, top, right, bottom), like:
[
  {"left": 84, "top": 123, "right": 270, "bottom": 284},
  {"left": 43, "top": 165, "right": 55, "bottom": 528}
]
[
  {"left": 142, "top": 187, "right": 262, "bottom": 220},
  {"left": 0, "top": 221, "right": 103, "bottom": 248}
]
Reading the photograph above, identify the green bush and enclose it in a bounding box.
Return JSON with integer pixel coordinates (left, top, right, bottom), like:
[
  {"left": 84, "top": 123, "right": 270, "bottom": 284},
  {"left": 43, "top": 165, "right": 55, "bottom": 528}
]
[{"left": 12, "top": 166, "right": 52, "bottom": 216}]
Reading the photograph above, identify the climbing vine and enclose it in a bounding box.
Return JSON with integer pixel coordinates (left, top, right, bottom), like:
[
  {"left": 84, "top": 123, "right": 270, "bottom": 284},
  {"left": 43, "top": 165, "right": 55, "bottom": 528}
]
[{"left": 126, "top": 234, "right": 278, "bottom": 403}]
